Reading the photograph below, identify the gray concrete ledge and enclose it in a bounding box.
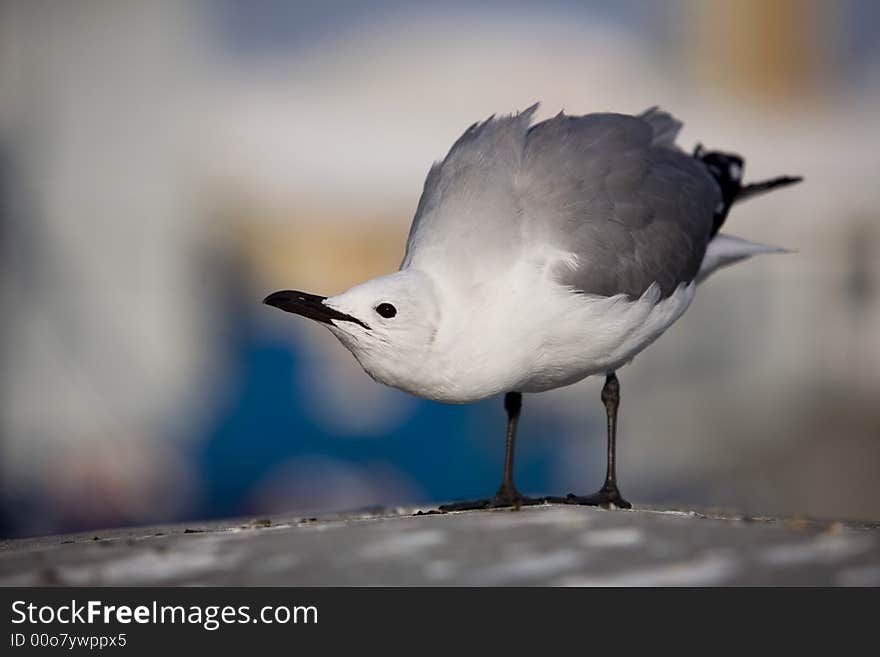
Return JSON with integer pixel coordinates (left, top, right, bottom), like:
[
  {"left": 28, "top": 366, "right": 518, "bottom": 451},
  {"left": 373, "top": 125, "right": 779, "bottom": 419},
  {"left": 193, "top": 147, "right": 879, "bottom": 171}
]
[{"left": 1, "top": 504, "right": 879, "bottom": 586}]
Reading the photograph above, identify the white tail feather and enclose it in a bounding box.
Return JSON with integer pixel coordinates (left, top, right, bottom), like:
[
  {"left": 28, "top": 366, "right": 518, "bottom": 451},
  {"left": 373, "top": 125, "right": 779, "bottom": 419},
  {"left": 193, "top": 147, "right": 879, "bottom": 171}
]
[{"left": 697, "top": 233, "right": 790, "bottom": 284}]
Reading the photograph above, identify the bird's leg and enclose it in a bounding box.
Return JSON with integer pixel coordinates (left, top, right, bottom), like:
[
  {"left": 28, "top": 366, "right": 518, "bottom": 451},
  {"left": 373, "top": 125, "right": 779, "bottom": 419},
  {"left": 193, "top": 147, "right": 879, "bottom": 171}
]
[
  {"left": 593, "top": 372, "right": 631, "bottom": 507},
  {"left": 496, "top": 390, "right": 524, "bottom": 501},
  {"left": 439, "top": 392, "right": 544, "bottom": 511},
  {"left": 546, "top": 372, "right": 632, "bottom": 509}
]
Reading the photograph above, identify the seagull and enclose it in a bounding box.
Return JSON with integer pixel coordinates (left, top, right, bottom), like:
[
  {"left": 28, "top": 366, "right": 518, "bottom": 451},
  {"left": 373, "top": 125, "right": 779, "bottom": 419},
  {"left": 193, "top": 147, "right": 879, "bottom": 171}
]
[{"left": 265, "top": 105, "right": 801, "bottom": 511}]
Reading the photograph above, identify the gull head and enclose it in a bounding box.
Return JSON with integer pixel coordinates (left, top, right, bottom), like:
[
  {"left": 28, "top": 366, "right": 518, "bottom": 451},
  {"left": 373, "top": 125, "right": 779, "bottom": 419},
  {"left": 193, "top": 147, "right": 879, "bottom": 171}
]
[{"left": 264, "top": 270, "right": 442, "bottom": 395}]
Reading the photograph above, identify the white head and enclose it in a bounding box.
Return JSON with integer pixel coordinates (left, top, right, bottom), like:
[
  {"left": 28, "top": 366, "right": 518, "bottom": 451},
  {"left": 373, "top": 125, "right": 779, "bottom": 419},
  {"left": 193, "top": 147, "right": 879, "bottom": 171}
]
[{"left": 264, "top": 270, "right": 442, "bottom": 395}]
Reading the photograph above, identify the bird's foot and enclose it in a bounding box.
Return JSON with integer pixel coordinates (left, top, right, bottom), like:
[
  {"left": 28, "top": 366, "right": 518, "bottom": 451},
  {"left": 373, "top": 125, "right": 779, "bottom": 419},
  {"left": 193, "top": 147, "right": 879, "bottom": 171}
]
[
  {"left": 544, "top": 483, "right": 632, "bottom": 510},
  {"left": 438, "top": 486, "right": 544, "bottom": 512}
]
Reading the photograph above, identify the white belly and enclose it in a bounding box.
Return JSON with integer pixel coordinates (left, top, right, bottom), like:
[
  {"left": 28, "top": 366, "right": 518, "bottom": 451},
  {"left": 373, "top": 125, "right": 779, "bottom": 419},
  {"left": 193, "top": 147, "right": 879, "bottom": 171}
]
[
  {"left": 516, "top": 282, "right": 696, "bottom": 393},
  {"left": 410, "top": 280, "right": 696, "bottom": 403}
]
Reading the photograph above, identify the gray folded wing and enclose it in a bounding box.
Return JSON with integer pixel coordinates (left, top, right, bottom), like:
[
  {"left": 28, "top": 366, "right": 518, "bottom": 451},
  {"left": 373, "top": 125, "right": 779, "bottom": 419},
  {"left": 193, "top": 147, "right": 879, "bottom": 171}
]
[
  {"left": 402, "top": 106, "right": 721, "bottom": 299},
  {"left": 402, "top": 106, "right": 536, "bottom": 279},
  {"left": 522, "top": 110, "right": 721, "bottom": 299}
]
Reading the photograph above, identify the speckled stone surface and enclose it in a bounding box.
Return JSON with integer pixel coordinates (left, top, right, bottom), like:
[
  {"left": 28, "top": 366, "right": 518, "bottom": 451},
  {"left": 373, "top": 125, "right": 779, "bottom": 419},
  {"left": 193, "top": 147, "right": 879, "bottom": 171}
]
[{"left": 2, "top": 505, "right": 879, "bottom": 586}]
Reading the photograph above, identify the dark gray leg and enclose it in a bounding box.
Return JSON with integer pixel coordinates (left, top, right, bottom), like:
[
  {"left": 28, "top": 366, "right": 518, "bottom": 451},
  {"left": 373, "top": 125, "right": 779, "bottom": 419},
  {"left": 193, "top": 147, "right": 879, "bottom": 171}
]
[
  {"left": 497, "top": 390, "right": 522, "bottom": 497},
  {"left": 546, "top": 372, "right": 632, "bottom": 509},
  {"left": 439, "top": 392, "right": 544, "bottom": 511}
]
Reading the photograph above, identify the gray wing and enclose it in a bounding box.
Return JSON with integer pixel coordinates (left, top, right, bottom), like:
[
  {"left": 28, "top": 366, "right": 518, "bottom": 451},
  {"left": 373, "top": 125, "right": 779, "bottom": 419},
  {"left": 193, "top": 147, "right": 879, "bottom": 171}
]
[
  {"left": 401, "top": 106, "right": 537, "bottom": 274},
  {"left": 522, "top": 109, "right": 721, "bottom": 298}
]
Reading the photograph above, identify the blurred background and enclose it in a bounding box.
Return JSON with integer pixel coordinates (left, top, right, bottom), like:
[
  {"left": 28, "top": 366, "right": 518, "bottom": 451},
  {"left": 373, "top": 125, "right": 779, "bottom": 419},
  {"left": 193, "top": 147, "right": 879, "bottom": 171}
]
[{"left": 1, "top": 0, "right": 878, "bottom": 538}]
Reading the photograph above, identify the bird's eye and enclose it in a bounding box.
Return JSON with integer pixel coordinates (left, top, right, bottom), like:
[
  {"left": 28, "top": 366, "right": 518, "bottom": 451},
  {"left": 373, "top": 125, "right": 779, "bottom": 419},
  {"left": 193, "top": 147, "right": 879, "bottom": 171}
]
[{"left": 375, "top": 303, "right": 397, "bottom": 318}]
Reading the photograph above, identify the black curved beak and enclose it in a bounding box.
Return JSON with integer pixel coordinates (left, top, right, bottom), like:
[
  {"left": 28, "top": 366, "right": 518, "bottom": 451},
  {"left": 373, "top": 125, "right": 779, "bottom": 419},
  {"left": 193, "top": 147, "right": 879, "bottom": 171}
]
[{"left": 263, "top": 290, "right": 370, "bottom": 330}]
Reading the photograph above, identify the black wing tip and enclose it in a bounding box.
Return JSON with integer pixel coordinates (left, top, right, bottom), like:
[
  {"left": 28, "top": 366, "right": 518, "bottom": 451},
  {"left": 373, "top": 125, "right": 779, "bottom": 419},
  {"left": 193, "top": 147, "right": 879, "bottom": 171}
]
[
  {"left": 737, "top": 175, "right": 804, "bottom": 201},
  {"left": 766, "top": 175, "right": 804, "bottom": 185}
]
